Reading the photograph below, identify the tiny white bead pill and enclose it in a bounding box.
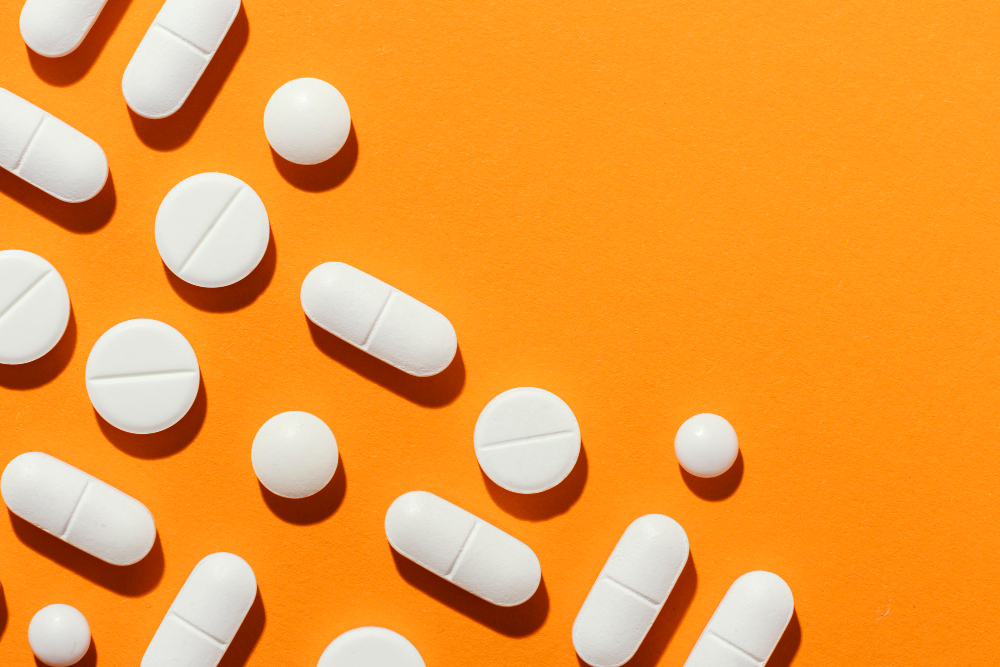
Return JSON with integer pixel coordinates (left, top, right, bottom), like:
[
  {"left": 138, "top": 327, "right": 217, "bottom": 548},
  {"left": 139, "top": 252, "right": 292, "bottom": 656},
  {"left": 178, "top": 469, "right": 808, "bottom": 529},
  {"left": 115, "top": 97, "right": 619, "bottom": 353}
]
[
  {"left": 683, "top": 571, "right": 794, "bottom": 667},
  {"left": 155, "top": 173, "right": 270, "bottom": 288},
  {"left": 122, "top": 0, "right": 240, "bottom": 119},
  {"left": 0, "top": 250, "right": 70, "bottom": 365},
  {"left": 317, "top": 627, "right": 425, "bottom": 667},
  {"left": 1, "top": 451, "right": 157, "bottom": 565},
  {"left": 674, "top": 413, "right": 739, "bottom": 478},
  {"left": 20, "top": 0, "right": 109, "bottom": 57},
  {"left": 301, "top": 262, "right": 458, "bottom": 377},
  {"left": 474, "top": 387, "right": 581, "bottom": 494},
  {"left": 573, "top": 514, "right": 690, "bottom": 667},
  {"left": 385, "top": 490, "right": 541, "bottom": 606},
  {"left": 264, "top": 78, "right": 351, "bottom": 165},
  {"left": 251, "top": 411, "right": 339, "bottom": 499},
  {"left": 0, "top": 87, "right": 108, "bottom": 202},
  {"left": 28, "top": 604, "right": 91, "bottom": 667},
  {"left": 85, "top": 319, "right": 200, "bottom": 434},
  {"left": 142, "top": 552, "right": 257, "bottom": 667}
]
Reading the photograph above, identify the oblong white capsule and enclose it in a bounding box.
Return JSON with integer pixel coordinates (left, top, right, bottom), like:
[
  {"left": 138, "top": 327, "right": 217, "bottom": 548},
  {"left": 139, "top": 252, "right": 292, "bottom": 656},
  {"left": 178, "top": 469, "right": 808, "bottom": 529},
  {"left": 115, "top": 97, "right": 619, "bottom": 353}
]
[{"left": 20, "top": 0, "right": 110, "bottom": 57}]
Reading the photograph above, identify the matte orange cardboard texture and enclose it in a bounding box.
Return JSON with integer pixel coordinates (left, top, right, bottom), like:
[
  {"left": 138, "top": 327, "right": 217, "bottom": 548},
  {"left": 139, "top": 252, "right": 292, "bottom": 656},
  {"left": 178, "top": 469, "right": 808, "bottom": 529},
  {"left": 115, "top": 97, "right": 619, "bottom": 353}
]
[{"left": 2, "top": 0, "right": 999, "bottom": 665}]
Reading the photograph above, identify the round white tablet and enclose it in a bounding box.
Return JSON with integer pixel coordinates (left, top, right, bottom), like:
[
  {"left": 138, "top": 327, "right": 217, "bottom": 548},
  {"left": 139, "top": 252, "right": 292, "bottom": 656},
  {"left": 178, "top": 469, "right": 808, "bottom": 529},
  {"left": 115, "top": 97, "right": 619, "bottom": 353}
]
[
  {"left": 317, "top": 627, "right": 425, "bottom": 667},
  {"left": 252, "top": 411, "right": 339, "bottom": 498},
  {"left": 85, "top": 319, "right": 200, "bottom": 434},
  {"left": 0, "top": 249, "right": 70, "bottom": 365},
  {"left": 474, "top": 387, "right": 581, "bottom": 494},
  {"left": 28, "top": 604, "right": 91, "bottom": 667},
  {"left": 264, "top": 78, "right": 351, "bottom": 165},
  {"left": 674, "top": 413, "right": 739, "bottom": 478},
  {"left": 155, "top": 173, "right": 270, "bottom": 288}
]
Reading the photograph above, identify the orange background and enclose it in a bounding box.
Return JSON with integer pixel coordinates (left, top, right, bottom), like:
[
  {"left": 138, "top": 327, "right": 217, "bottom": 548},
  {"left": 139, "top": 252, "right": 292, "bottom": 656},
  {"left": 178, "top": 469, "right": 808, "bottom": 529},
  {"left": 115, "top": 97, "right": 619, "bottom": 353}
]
[{"left": 2, "top": 0, "right": 999, "bottom": 664}]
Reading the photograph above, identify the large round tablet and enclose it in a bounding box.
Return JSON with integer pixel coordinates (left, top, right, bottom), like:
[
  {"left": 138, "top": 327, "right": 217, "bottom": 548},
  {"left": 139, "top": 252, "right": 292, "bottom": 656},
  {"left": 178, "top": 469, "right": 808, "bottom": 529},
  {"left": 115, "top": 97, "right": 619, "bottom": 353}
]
[
  {"left": 0, "top": 249, "right": 70, "bottom": 365},
  {"left": 674, "top": 413, "right": 739, "bottom": 478},
  {"left": 155, "top": 173, "right": 270, "bottom": 288},
  {"left": 264, "top": 78, "right": 351, "bottom": 165},
  {"left": 85, "top": 319, "right": 200, "bottom": 434},
  {"left": 28, "top": 604, "right": 91, "bottom": 667},
  {"left": 474, "top": 387, "right": 581, "bottom": 494},
  {"left": 251, "top": 411, "right": 339, "bottom": 498},
  {"left": 317, "top": 627, "right": 425, "bottom": 667}
]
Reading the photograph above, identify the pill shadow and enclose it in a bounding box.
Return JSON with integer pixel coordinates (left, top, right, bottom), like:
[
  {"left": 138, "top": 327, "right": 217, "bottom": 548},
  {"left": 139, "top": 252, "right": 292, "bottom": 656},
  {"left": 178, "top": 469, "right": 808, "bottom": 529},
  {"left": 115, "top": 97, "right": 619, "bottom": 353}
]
[
  {"left": 270, "top": 125, "right": 358, "bottom": 192},
  {"left": 615, "top": 556, "right": 698, "bottom": 667},
  {"left": 0, "top": 307, "right": 77, "bottom": 390},
  {"left": 306, "top": 319, "right": 465, "bottom": 408},
  {"left": 258, "top": 454, "right": 346, "bottom": 525},
  {"left": 218, "top": 590, "right": 265, "bottom": 667},
  {"left": 482, "top": 442, "right": 588, "bottom": 521},
  {"left": 0, "top": 169, "right": 116, "bottom": 233},
  {"left": 128, "top": 6, "right": 249, "bottom": 151},
  {"left": 36, "top": 639, "right": 97, "bottom": 667},
  {"left": 680, "top": 450, "right": 744, "bottom": 501},
  {"left": 766, "top": 610, "right": 802, "bottom": 667},
  {"left": 0, "top": 584, "right": 7, "bottom": 641}
]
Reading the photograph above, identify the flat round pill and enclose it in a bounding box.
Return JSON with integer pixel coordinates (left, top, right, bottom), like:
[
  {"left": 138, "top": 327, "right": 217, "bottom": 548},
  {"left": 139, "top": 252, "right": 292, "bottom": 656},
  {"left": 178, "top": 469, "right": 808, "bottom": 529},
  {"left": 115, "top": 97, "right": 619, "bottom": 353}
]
[
  {"left": 317, "top": 627, "right": 425, "bottom": 667},
  {"left": 21, "top": 0, "right": 110, "bottom": 57},
  {"left": 264, "top": 78, "right": 351, "bottom": 165},
  {"left": 155, "top": 173, "right": 270, "bottom": 288},
  {"left": 474, "top": 387, "right": 581, "bottom": 494},
  {"left": 0, "top": 250, "right": 70, "bottom": 365},
  {"left": 28, "top": 604, "right": 91, "bottom": 667},
  {"left": 251, "top": 411, "right": 339, "bottom": 499},
  {"left": 85, "top": 319, "right": 200, "bottom": 434},
  {"left": 674, "top": 413, "right": 739, "bottom": 478}
]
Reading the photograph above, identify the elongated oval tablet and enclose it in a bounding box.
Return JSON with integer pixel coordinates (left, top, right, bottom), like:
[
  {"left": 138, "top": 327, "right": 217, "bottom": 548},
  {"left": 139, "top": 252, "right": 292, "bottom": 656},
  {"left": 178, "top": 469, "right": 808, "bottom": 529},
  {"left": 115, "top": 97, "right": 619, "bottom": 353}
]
[
  {"left": 20, "top": 0, "right": 110, "bottom": 57},
  {"left": 0, "top": 250, "right": 70, "bottom": 365},
  {"left": 1, "top": 452, "right": 157, "bottom": 565},
  {"left": 385, "top": 490, "right": 541, "bottom": 606},
  {"left": 301, "top": 262, "right": 458, "bottom": 377},
  {"left": 317, "top": 627, "right": 425, "bottom": 667},
  {"left": 683, "top": 571, "right": 793, "bottom": 667},
  {"left": 122, "top": 0, "right": 241, "bottom": 119},
  {"left": 0, "top": 87, "right": 108, "bottom": 202},
  {"left": 573, "top": 514, "right": 690, "bottom": 667},
  {"left": 85, "top": 319, "right": 200, "bottom": 434},
  {"left": 142, "top": 552, "right": 257, "bottom": 667}
]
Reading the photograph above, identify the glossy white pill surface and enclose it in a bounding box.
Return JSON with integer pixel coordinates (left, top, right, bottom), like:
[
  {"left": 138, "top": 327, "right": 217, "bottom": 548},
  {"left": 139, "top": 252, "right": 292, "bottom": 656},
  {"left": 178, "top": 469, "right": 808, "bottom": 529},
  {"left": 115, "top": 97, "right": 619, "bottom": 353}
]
[
  {"left": 573, "top": 514, "right": 689, "bottom": 667},
  {"left": 264, "top": 78, "right": 351, "bottom": 165},
  {"left": 317, "top": 627, "right": 425, "bottom": 667},
  {"left": 85, "top": 319, "right": 200, "bottom": 434},
  {"left": 1, "top": 451, "right": 157, "bottom": 565},
  {"left": 20, "top": 0, "right": 109, "bottom": 57},
  {"left": 122, "top": 0, "right": 240, "bottom": 119},
  {"left": 385, "top": 490, "right": 541, "bottom": 606},
  {"left": 28, "top": 604, "right": 91, "bottom": 667},
  {"left": 252, "top": 411, "right": 338, "bottom": 499},
  {"left": 683, "top": 571, "right": 794, "bottom": 667},
  {"left": 0, "top": 87, "right": 108, "bottom": 202},
  {"left": 301, "top": 262, "right": 457, "bottom": 377},
  {"left": 155, "top": 173, "right": 269, "bottom": 288},
  {"left": 674, "top": 413, "right": 739, "bottom": 478},
  {"left": 0, "top": 250, "right": 70, "bottom": 365},
  {"left": 142, "top": 552, "right": 257, "bottom": 667}
]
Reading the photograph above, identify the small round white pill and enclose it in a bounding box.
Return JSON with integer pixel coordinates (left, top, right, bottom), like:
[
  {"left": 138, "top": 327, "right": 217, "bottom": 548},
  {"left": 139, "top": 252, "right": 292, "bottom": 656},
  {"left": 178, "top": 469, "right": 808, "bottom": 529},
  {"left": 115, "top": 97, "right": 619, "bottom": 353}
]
[
  {"left": 28, "top": 604, "right": 91, "bottom": 667},
  {"left": 85, "top": 319, "right": 199, "bottom": 434},
  {"left": 264, "top": 78, "right": 351, "bottom": 165},
  {"left": 155, "top": 173, "right": 270, "bottom": 288},
  {"left": 674, "top": 413, "right": 739, "bottom": 478},
  {"left": 0, "top": 250, "right": 70, "bottom": 365},
  {"left": 474, "top": 387, "right": 581, "bottom": 494},
  {"left": 251, "top": 411, "right": 339, "bottom": 499},
  {"left": 317, "top": 627, "right": 425, "bottom": 667}
]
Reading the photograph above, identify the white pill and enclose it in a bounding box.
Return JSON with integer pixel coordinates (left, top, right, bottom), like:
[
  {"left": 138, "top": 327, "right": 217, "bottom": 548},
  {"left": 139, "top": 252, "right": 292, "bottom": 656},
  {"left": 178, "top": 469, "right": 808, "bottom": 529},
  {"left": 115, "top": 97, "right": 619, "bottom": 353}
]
[
  {"left": 155, "top": 173, "right": 269, "bottom": 288},
  {"left": 317, "top": 627, "right": 425, "bottom": 667},
  {"left": 20, "top": 0, "right": 109, "bottom": 57},
  {"left": 683, "top": 571, "right": 794, "bottom": 667},
  {"left": 85, "top": 319, "right": 200, "bottom": 434},
  {"left": 0, "top": 87, "right": 108, "bottom": 202},
  {"left": 385, "top": 490, "right": 541, "bottom": 606},
  {"left": 674, "top": 413, "right": 739, "bottom": 478},
  {"left": 264, "top": 78, "right": 351, "bottom": 165},
  {"left": 122, "top": 0, "right": 241, "bottom": 119},
  {"left": 1, "top": 451, "right": 157, "bottom": 565},
  {"left": 573, "top": 514, "right": 689, "bottom": 667},
  {"left": 301, "top": 262, "right": 458, "bottom": 377},
  {"left": 251, "top": 411, "right": 338, "bottom": 499},
  {"left": 142, "top": 553, "right": 257, "bottom": 667},
  {"left": 28, "top": 604, "right": 91, "bottom": 667},
  {"left": 0, "top": 250, "right": 70, "bottom": 365}
]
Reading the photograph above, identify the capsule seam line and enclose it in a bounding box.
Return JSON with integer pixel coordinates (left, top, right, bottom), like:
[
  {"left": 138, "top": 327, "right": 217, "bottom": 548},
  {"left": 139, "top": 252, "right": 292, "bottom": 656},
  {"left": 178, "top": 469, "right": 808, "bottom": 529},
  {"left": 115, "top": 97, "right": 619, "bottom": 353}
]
[
  {"left": 12, "top": 115, "right": 46, "bottom": 173},
  {"left": 60, "top": 480, "right": 92, "bottom": 538},
  {"left": 604, "top": 574, "right": 660, "bottom": 608},
  {"left": 154, "top": 22, "right": 211, "bottom": 56},
  {"left": 707, "top": 630, "right": 764, "bottom": 664},
  {"left": 445, "top": 520, "right": 479, "bottom": 579},
  {"left": 169, "top": 611, "right": 228, "bottom": 646}
]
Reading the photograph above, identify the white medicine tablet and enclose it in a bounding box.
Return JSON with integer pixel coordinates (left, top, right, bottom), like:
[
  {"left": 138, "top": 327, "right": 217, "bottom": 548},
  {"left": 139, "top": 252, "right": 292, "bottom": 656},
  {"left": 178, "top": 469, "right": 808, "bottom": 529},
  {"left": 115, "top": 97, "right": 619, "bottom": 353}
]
[
  {"left": 251, "top": 411, "right": 339, "bottom": 499},
  {"left": 28, "top": 604, "right": 91, "bottom": 667},
  {"left": 674, "top": 413, "right": 739, "bottom": 478},
  {"left": 474, "top": 387, "right": 581, "bottom": 494},
  {"left": 20, "top": 0, "right": 110, "bottom": 57},
  {"left": 264, "top": 78, "right": 351, "bottom": 165},
  {"left": 317, "top": 627, "right": 425, "bottom": 667},
  {"left": 155, "top": 173, "right": 270, "bottom": 288},
  {"left": 0, "top": 250, "right": 70, "bottom": 365},
  {"left": 85, "top": 319, "right": 200, "bottom": 434}
]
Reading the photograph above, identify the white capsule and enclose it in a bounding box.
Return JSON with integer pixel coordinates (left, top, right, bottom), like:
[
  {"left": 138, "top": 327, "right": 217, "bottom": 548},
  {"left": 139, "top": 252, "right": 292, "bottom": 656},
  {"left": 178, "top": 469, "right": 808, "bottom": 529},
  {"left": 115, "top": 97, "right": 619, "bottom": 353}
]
[
  {"left": 0, "top": 250, "right": 70, "bottom": 365},
  {"left": 0, "top": 88, "right": 108, "bottom": 203},
  {"left": 385, "top": 491, "right": 541, "bottom": 606},
  {"left": 301, "top": 262, "right": 458, "bottom": 377},
  {"left": 28, "top": 603, "right": 91, "bottom": 667},
  {"left": 1, "top": 452, "right": 157, "bottom": 566},
  {"left": 264, "top": 78, "right": 351, "bottom": 165},
  {"left": 674, "top": 413, "right": 739, "bottom": 478},
  {"left": 122, "top": 0, "right": 241, "bottom": 119},
  {"left": 251, "top": 411, "right": 339, "bottom": 499},
  {"left": 573, "top": 514, "right": 690, "bottom": 667},
  {"left": 20, "top": 0, "right": 110, "bottom": 57},
  {"left": 317, "top": 627, "right": 425, "bottom": 667}
]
